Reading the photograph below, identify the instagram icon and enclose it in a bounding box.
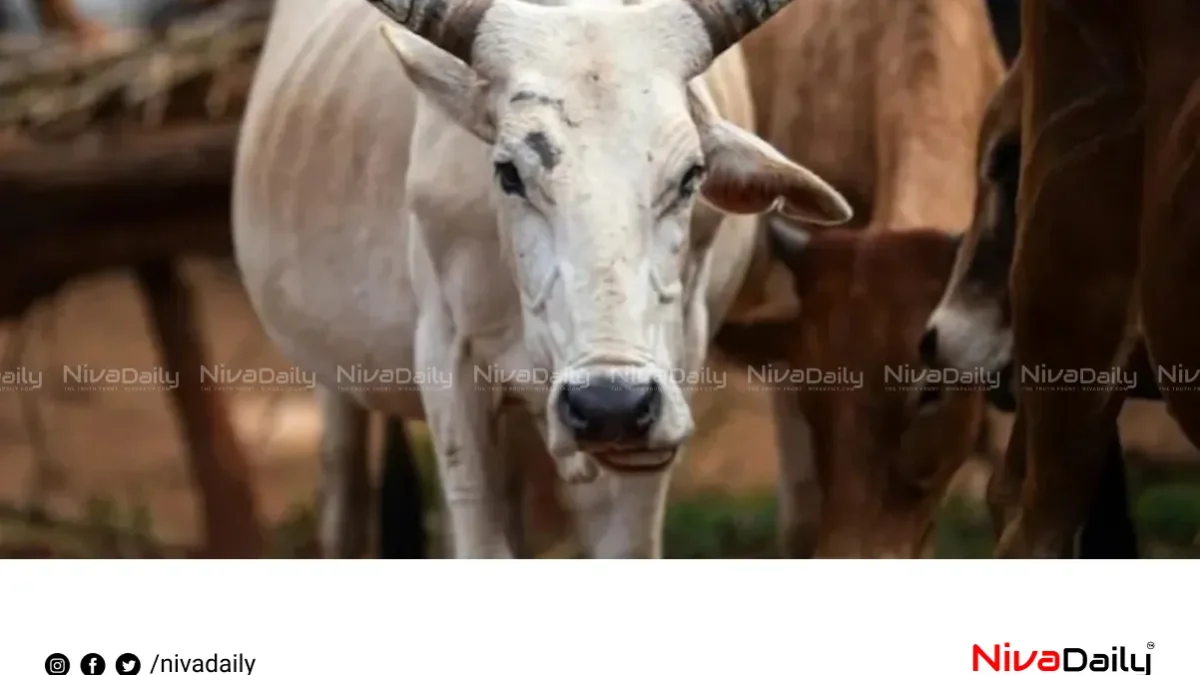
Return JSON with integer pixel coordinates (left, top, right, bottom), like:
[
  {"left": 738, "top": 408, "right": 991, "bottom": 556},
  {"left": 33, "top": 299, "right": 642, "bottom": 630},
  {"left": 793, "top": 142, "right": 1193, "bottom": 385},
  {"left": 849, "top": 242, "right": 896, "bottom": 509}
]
[{"left": 45, "top": 653, "right": 71, "bottom": 675}]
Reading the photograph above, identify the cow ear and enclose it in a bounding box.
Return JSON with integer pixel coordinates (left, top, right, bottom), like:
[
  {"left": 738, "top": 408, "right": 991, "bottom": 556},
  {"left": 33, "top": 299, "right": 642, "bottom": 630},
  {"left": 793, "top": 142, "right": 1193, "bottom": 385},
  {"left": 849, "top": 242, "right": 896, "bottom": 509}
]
[
  {"left": 766, "top": 216, "right": 812, "bottom": 274},
  {"left": 698, "top": 119, "right": 853, "bottom": 226},
  {"left": 378, "top": 24, "right": 496, "bottom": 142}
]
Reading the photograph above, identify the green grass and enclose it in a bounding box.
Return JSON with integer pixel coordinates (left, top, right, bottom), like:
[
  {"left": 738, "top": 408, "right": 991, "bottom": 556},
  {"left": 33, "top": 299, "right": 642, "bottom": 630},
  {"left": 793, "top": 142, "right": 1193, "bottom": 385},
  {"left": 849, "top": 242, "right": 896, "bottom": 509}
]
[
  {"left": 663, "top": 492, "right": 779, "bottom": 558},
  {"left": 360, "top": 432, "right": 1200, "bottom": 558},
  {"left": 4, "top": 425, "right": 1198, "bottom": 558},
  {"left": 933, "top": 495, "right": 994, "bottom": 559},
  {"left": 660, "top": 479, "right": 1200, "bottom": 558}
]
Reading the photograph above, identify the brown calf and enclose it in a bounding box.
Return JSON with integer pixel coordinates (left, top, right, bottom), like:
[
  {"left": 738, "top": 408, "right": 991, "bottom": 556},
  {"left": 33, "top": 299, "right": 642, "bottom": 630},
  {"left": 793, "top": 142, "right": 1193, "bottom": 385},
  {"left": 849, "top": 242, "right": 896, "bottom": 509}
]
[
  {"left": 723, "top": 0, "right": 1005, "bottom": 557},
  {"left": 718, "top": 221, "right": 985, "bottom": 557},
  {"left": 993, "top": 0, "right": 1200, "bottom": 557}
]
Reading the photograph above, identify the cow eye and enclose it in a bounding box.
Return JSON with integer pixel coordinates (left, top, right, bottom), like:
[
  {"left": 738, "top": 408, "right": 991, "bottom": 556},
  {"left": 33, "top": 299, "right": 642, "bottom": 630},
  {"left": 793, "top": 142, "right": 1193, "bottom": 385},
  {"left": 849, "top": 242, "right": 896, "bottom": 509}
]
[
  {"left": 494, "top": 161, "right": 526, "bottom": 197},
  {"left": 679, "top": 163, "right": 706, "bottom": 198}
]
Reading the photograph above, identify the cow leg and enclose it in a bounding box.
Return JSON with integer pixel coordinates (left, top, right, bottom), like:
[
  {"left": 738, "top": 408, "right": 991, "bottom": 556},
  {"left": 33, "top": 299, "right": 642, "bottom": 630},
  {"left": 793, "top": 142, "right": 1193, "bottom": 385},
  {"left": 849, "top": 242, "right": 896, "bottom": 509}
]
[
  {"left": 1136, "top": 1, "right": 1200, "bottom": 451},
  {"left": 316, "top": 385, "right": 371, "bottom": 558},
  {"left": 996, "top": 0, "right": 1143, "bottom": 558},
  {"left": 378, "top": 416, "right": 427, "bottom": 558},
  {"left": 1076, "top": 423, "right": 1137, "bottom": 558},
  {"left": 415, "top": 311, "right": 512, "bottom": 558},
  {"left": 770, "top": 389, "right": 820, "bottom": 558},
  {"left": 563, "top": 469, "right": 672, "bottom": 558}
]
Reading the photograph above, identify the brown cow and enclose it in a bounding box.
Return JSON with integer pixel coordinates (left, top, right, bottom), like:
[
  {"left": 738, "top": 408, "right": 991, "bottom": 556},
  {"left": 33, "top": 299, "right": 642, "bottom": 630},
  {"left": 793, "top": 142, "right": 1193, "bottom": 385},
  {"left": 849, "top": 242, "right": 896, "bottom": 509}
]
[
  {"left": 922, "top": 51, "right": 1023, "bottom": 375},
  {"left": 985, "top": 0, "right": 1200, "bottom": 557},
  {"left": 715, "top": 0, "right": 1004, "bottom": 557},
  {"left": 738, "top": 0, "right": 1005, "bottom": 233},
  {"left": 718, "top": 221, "right": 987, "bottom": 557},
  {"left": 920, "top": 51, "right": 1145, "bottom": 558}
]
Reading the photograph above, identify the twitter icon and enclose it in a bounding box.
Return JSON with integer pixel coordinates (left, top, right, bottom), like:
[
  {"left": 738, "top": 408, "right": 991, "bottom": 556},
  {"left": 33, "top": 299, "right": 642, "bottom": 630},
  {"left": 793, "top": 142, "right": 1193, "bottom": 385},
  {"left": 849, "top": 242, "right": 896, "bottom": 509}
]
[{"left": 114, "top": 654, "right": 141, "bottom": 675}]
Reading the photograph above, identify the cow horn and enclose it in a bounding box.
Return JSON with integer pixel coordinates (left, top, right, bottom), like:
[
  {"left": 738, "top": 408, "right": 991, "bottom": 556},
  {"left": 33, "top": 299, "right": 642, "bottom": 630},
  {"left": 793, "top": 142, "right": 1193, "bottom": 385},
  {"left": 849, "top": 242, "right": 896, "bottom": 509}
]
[
  {"left": 365, "top": 0, "right": 494, "bottom": 64},
  {"left": 681, "top": 0, "right": 794, "bottom": 59}
]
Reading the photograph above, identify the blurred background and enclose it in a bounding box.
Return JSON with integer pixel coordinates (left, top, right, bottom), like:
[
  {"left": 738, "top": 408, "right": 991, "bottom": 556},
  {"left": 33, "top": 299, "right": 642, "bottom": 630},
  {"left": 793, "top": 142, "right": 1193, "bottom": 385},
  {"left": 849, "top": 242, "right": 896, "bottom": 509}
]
[{"left": 2, "top": 0, "right": 1200, "bottom": 558}]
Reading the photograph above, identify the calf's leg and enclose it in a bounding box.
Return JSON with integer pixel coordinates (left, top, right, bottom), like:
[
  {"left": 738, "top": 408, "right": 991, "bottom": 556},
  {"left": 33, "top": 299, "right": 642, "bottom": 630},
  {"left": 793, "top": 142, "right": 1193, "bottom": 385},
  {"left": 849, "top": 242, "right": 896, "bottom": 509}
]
[{"left": 997, "top": 0, "right": 1142, "bottom": 557}]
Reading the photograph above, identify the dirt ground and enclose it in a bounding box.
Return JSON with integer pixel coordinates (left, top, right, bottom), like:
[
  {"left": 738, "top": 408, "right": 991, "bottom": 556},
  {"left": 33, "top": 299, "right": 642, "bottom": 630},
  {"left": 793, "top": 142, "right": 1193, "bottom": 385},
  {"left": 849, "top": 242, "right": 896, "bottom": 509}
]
[
  {"left": 0, "top": 258, "right": 786, "bottom": 548},
  {"left": 0, "top": 257, "right": 1195, "bottom": 550}
]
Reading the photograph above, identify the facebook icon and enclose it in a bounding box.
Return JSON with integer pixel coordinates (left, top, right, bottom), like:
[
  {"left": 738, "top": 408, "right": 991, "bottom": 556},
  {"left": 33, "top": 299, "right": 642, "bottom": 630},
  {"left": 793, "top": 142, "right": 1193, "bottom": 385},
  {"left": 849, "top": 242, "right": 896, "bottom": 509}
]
[{"left": 80, "top": 654, "right": 106, "bottom": 675}]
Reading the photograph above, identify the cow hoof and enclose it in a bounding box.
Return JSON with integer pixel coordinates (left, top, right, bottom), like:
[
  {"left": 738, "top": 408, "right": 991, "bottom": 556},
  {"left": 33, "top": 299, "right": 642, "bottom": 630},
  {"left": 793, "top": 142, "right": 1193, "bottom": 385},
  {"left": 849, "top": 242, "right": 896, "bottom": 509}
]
[{"left": 555, "top": 453, "right": 599, "bottom": 484}]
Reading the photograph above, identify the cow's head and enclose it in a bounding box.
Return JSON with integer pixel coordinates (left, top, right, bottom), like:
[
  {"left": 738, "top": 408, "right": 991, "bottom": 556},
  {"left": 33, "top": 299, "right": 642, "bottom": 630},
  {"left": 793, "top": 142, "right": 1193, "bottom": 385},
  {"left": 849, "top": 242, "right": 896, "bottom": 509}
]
[
  {"left": 921, "top": 54, "right": 1022, "bottom": 374},
  {"left": 370, "top": 0, "right": 851, "bottom": 477},
  {"left": 721, "top": 223, "right": 985, "bottom": 557}
]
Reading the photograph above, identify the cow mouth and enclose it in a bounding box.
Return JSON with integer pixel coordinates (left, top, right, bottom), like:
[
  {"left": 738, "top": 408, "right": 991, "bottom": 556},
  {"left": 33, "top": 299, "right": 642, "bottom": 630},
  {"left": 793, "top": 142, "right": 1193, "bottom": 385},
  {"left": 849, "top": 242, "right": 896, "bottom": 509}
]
[{"left": 588, "top": 447, "right": 678, "bottom": 473}]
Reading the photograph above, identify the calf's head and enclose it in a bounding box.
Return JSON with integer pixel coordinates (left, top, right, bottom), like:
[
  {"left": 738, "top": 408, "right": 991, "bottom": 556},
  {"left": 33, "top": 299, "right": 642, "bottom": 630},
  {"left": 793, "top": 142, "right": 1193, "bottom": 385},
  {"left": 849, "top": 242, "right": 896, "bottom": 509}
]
[
  {"left": 922, "top": 54, "right": 1022, "bottom": 374},
  {"left": 721, "top": 223, "right": 985, "bottom": 556},
  {"left": 369, "top": 0, "right": 851, "bottom": 476}
]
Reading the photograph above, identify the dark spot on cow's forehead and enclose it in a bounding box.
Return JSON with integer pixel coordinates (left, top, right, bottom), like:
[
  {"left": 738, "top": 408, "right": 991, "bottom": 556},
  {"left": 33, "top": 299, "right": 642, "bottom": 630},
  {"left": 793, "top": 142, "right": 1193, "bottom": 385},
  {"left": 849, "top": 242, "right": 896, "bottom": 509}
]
[
  {"left": 509, "top": 90, "right": 578, "bottom": 128},
  {"left": 510, "top": 91, "right": 560, "bottom": 107},
  {"left": 525, "top": 131, "right": 561, "bottom": 170}
]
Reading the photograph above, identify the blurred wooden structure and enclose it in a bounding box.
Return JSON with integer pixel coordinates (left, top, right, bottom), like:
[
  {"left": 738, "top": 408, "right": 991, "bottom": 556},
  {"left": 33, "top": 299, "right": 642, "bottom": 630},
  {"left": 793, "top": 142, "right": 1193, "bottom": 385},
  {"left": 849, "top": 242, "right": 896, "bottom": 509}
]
[{"left": 0, "top": 0, "right": 271, "bottom": 556}]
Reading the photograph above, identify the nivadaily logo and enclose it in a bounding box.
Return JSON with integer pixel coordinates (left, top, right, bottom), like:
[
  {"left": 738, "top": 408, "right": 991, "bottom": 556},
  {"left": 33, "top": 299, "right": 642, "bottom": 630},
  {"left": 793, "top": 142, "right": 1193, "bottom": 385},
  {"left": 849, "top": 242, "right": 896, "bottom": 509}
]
[{"left": 973, "top": 643, "right": 1151, "bottom": 674}]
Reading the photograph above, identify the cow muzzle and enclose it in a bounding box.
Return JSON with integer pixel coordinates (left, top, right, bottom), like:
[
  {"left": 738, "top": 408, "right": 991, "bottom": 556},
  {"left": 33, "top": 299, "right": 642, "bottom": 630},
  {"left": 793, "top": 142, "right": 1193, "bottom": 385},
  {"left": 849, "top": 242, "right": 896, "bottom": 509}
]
[
  {"left": 550, "top": 365, "right": 690, "bottom": 473},
  {"left": 923, "top": 302, "right": 1012, "bottom": 373}
]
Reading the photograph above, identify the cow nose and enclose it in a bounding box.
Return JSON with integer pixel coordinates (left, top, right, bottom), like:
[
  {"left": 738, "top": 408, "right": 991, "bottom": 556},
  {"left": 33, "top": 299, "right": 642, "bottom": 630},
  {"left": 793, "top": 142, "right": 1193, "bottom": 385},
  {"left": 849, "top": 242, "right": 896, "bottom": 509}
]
[
  {"left": 918, "top": 327, "right": 939, "bottom": 367},
  {"left": 556, "top": 375, "right": 661, "bottom": 444}
]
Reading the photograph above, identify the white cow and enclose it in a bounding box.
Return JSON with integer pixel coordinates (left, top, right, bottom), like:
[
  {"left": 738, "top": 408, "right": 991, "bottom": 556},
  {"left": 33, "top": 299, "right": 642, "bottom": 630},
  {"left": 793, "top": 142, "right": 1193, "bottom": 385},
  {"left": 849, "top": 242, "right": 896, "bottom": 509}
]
[{"left": 233, "top": 0, "right": 852, "bottom": 557}]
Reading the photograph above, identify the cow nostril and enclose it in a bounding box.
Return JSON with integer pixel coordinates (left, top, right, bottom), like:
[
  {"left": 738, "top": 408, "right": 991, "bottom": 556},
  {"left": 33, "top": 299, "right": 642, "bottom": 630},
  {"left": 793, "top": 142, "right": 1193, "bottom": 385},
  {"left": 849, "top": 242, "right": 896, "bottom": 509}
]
[
  {"left": 632, "top": 380, "right": 660, "bottom": 433},
  {"left": 556, "top": 375, "right": 662, "bottom": 443},
  {"left": 560, "top": 392, "right": 590, "bottom": 434},
  {"left": 918, "top": 327, "right": 939, "bottom": 366}
]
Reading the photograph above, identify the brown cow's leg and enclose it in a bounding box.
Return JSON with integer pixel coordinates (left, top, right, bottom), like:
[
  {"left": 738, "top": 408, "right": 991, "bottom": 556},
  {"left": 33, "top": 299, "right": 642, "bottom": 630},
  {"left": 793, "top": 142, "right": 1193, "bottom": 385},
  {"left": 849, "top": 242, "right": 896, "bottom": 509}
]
[
  {"left": 1076, "top": 422, "right": 1137, "bottom": 558},
  {"left": 135, "top": 262, "right": 263, "bottom": 558},
  {"left": 1137, "top": 1, "right": 1200, "bottom": 451},
  {"left": 996, "top": 0, "right": 1143, "bottom": 558}
]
